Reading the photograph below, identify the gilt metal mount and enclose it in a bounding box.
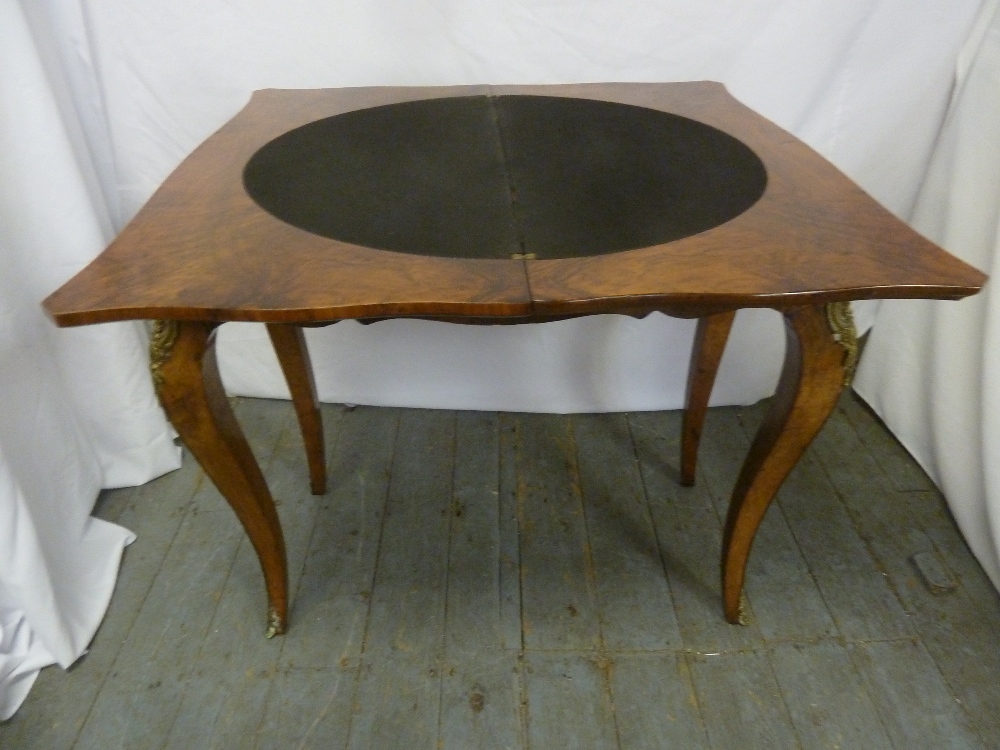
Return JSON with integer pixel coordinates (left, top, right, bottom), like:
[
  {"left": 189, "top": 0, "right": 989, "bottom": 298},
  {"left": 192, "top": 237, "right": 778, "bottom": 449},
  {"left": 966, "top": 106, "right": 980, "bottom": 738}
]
[
  {"left": 149, "top": 319, "right": 180, "bottom": 398},
  {"left": 825, "top": 301, "right": 859, "bottom": 385},
  {"left": 265, "top": 607, "right": 285, "bottom": 639}
]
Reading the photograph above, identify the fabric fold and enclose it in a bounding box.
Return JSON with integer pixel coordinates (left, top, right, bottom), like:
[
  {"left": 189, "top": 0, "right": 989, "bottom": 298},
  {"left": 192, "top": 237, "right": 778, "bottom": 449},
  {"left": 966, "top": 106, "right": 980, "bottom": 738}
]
[
  {"left": 855, "top": 0, "right": 1000, "bottom": 591},
  {"left": 0, "top": 0, "right": 178, "bottom": 719}
]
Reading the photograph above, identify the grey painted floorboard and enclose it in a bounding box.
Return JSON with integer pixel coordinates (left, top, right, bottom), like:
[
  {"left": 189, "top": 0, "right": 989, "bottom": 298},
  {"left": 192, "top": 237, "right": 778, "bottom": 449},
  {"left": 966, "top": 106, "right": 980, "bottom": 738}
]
[
  {"left": 438, "top": 651, "right": 523, "bottom": 750},
  {"left": 516, "top": 414, "right": 601, "bottom": 651},
  {"left": 523, "top": 652, "right": 619, "bottom": 749},
  {"left": 769, "top": 640, "right": 893, "bottom": 749},
  {"left": 4, "top": 396, "right": 1000, "bottom": 750},
  {"left": 850, "top": 638, "right": 986, "bottom": 750},
  {"left": 573, "top": 413, "right": 682, "bottom": 651},
  {"left": 254, "top": 664, "right": 356, "bottom": 749},
  {"left": 362, "top": 408, "right": 455, "bottom": 656},
  {"left": 446, "top": 411, "right": 504, "bottom": 655},
  {"left": 278, "top": 405, "right": 398, "bottom": 671},
  {"left": 687, "top": 649, "right": 800, "bottom": 750},
  {"left": 843, "top": 394, "right": 936, "bottom": 493},
  {"left": 439, "top": 414, "right": 524, "bottom": 749},
  {"left": 498, "top": 413, "right": 523, "bottom": 652},
  {"left": 340, "top": 409, "right": 456, "bottom": 749},
  {"left": 610, "top": 652, "right": 709, "bottom": 750},
  {"left": 346, "top": 652, "right": 443, "bottom": 750},
  {"left": 628, "top": 410, "right": 762, "bottom": 652}
]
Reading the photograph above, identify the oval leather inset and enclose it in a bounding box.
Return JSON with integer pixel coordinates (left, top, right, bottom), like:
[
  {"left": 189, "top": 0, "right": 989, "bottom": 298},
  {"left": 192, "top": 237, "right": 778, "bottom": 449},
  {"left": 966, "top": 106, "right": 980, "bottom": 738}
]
[{"left": 243, "top": 95, "right": 767, "bottom": 260}]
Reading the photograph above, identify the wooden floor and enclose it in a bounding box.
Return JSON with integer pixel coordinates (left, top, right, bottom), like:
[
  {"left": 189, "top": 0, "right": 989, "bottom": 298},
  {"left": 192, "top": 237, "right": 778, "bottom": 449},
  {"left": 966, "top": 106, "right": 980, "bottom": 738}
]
[{"left": 3, "top": 394, "right": 1000, "bottom": 749}]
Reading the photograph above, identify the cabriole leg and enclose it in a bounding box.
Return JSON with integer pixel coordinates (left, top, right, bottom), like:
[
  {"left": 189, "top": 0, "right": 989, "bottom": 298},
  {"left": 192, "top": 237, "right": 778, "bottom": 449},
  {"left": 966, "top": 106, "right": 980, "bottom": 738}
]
[
  {"left": 152, "top": 320, "right": 289, "bottom": 637},
  {"left": 266, "top": 323, "right": 327, "bottom": 495},
  {"left": 681, "top": 310, "right": 736, "bottom": 486},
  {"left": 720, "top": 305, "right": 851, "bottom": 624}
]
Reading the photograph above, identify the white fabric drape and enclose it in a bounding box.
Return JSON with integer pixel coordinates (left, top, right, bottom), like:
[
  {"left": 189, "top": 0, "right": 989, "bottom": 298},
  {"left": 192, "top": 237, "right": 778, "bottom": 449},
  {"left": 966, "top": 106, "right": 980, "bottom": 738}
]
[
  {"left": 1, "top": 0, "right": 988, "bottom": 720},
  {"left": 0, "top": 1, "right": 179, "bottom": 719},
  {"left": 854, "top": 0, "right": 1000, "bottom": 591},
  {"left": 69, "top": 0, "right": 981, "bottom": 412}
]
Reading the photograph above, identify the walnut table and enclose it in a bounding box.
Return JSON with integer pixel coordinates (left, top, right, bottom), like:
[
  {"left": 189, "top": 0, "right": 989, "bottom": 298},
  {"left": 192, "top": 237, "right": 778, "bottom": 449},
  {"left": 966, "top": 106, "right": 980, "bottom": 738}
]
[{"left": 43, "top": 83, "right": 986, "bottom": 637}]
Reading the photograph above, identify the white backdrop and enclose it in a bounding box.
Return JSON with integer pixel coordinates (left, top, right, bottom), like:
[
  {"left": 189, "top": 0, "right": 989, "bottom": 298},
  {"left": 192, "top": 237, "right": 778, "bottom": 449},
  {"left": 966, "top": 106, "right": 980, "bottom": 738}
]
[
  {"left": 855, "top": 0, "right": 1000, "bottom": 591},
  {"left": 0, "top": 1, "right": 180, "bottom": 720},
  {"left": 60, "top": 0, "right": 981, "bottom": 411},
  {"left": 0, "top": 0, "right": 986, "bottom": 720}
]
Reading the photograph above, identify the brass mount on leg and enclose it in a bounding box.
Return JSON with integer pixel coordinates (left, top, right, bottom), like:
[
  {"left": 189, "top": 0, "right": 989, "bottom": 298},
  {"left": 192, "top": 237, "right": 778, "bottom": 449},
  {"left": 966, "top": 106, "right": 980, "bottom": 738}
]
[
  {"left": 148, "top": 319, "right": 180, "bottom": 398},
  {"left": 825, "top": 301, "right": 859, "bottom": 385}
]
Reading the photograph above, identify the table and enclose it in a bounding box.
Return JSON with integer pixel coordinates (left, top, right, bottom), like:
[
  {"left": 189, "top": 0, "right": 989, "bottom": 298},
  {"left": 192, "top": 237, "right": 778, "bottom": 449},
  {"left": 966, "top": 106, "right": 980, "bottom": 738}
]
[{"left": 43, "top": 83, "right": 986, "bottom": 638}]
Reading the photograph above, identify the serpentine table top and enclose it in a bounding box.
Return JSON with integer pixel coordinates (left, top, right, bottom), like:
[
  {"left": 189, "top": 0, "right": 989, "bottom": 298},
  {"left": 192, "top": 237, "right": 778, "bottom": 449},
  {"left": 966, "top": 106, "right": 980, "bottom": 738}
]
[{"left": 44, "top": 82, "right": 986, "bottom": 637}]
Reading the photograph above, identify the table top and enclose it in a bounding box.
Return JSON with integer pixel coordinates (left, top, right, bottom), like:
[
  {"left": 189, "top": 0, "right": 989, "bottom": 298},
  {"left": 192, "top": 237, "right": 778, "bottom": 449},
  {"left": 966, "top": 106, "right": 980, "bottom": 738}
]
[{"left": 44, "top": 82, "right": 987, "bottom": 326}]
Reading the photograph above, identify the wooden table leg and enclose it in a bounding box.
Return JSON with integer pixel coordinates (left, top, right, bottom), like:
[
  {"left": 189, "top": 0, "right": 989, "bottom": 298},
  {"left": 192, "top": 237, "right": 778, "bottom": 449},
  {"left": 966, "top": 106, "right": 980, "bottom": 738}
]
[
  {"left": 681, "top": 311, "right": 736, "bottom": 486},
  {"left": 266, "top": 323, "right": 327, "bottom": 495},
  {"left": 720, "top": 304, "right": 851, "bottom": 624},
  {"left": 151, "top": 321, "right": 289, "bottom": 637}
]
